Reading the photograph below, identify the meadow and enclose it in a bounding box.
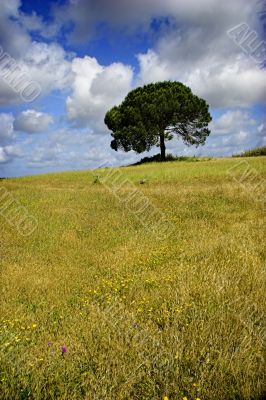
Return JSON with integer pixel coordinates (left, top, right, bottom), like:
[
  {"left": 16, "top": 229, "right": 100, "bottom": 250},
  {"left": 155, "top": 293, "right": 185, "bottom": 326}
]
[{"left": 0, "top": 157, "right": 265, "bottom": 400}]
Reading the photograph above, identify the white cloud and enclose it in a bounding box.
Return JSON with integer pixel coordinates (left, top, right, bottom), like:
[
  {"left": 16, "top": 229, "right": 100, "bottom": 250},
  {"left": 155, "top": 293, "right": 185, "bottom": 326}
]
[
  {"left": 28, "top": 143, "right": 64, "bottom": 167},
  {"left": 0, "top": 113, "right": 14, "bottom": 145},
  {"left": 20, "top": 42, "right": 73, "bottom": 94},
  {"left": 54, "top": 0, "right": 261, "bottom": 43},
  {"left": 0, "top": 0, "right": 73, "bottom": 107},
  {"left": 4, "top": 144, "right": 24, "bottom": 157},
  {"left": 18, "top": 11, "right": 59, "bottom": 39},
  {"left": 0, "top": 147, "right": 10, "bottom": 163},
  {"left": 108, "top": 0, "right": 262, "bottom": 108},
  {"left": 14, "top": 109, "right": 54, "bottom": 133},
  {"left": 206, "top": 109, "right": 264, "bottom": 153},
  {"left": 137, "top": 33, "right": 266, "bottom": 108},
  {"left": 0, "top": 41, "right": 73, "bottom": 106},
  {"left": 210, "top": 110, "right": 257, "bottom": 135},
  {"left": 0, "top": 0, "right": 59, "bottom": 57},
  {"left": 0, "top": 112, "right": 25, "bottom": 164},
  {"left": 24, "top": 127, "right": 140, "bottom": 169},
  {"left": 186, "top": 65, "right": 266, "bottom": 108},
  {"left": 0, "top": 0, "right": 31, "bottom": 59},
  {"left": 66, "top": 56, "right": 133, "bottom": 129}
]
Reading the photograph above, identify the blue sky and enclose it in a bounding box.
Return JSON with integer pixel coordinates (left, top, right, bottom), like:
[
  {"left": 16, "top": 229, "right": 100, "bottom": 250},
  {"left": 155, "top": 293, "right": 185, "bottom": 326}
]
[{"left": 0, "top": 0, "right": 265, "bottom": 177}]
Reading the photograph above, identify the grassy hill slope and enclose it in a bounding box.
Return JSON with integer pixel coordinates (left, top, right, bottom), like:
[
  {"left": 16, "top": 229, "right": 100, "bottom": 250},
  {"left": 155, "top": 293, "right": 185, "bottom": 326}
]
[{"left": 0, "top": 157, "right": 265, "bottom": 400}]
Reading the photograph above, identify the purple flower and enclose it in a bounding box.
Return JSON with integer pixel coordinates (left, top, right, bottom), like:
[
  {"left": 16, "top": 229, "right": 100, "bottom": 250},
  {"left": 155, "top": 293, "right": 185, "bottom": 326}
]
[
  {"left": 60, "top": 345, "right": 68, "bottom": 354},
  {"left": 48, "top": 341, "right": 52, "bottom": 346}
]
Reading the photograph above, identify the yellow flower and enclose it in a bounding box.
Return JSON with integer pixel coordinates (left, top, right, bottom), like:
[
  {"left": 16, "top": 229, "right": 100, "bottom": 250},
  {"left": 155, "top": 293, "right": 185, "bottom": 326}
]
[
  {"left": 32, "top": 324, "right": 37, "bottom": 329},
  {"left": 183, "top": 397, "right": 188, "bottom": 400},
  {"left": 163, "top": 397, "right": 169, "bottom": 400}
]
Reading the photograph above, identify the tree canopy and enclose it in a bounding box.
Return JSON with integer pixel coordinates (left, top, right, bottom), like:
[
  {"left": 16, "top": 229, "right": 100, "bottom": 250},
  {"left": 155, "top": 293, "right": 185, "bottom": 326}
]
[{"left": 104, "top": 81, "right": 212, "bottom": 161}]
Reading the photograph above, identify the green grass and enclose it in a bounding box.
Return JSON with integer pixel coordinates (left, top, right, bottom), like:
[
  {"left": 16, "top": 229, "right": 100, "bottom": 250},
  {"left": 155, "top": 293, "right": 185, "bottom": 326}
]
[{"left": 0, "top": 157, "right": 265, "bottom": 400}]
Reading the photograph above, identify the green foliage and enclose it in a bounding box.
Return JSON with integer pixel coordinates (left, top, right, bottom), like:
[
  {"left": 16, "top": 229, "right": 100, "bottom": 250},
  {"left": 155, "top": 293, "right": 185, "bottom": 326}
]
[
  {"left": 104, "top": 81, "right": 212, "bottom": 160},
  {"left": 92, "top": 174, "right": 101, "bottom": 184},
  {"left": 233, "top": 146, "right": 266, "bottom": 157}
]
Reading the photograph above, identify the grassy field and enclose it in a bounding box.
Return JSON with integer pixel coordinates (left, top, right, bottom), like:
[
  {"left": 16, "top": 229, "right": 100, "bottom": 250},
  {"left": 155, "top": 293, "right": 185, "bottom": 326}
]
[{"left": 0, "top": 157, "right": 265, "bottom": 400}]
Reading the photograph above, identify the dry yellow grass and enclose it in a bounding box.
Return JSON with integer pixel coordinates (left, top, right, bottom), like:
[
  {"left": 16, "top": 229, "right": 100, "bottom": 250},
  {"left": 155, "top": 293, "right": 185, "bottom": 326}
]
[{"left": 0, "top": 157, "right": 265, "bottom": 399}]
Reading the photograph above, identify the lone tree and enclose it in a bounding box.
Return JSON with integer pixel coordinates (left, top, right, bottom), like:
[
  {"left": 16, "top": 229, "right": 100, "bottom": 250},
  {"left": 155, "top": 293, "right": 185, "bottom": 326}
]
[{"left": 104, "top": 81, "right": 212, "bottom": 161}]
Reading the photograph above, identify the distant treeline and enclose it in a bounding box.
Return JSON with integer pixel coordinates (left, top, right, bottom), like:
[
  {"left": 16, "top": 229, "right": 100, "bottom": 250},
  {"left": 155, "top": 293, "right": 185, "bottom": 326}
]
[{"left": 233, "top": 146, "right": 266, "bottom": 157}]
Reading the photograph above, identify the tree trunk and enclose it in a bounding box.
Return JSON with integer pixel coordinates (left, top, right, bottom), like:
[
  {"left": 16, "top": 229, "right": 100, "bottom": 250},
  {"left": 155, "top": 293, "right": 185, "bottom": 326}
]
[{"left": 160, "top": 134, "right": 166, "bottom": 162}]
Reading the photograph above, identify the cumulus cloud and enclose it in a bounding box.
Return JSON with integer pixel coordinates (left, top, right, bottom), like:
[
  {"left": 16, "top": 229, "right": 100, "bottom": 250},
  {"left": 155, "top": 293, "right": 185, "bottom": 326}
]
[
  {"left": 14, "top": 109, "right": 54, "bottom": 133},
  {"left": 66, "top": 56, "right": 133, "bottom": 129},
  {"left": 0, "top": 1, "right": 72, "bottom": 106},
  {"left": 210, "top": 110, "right": 257, "bottom": 135},
  {"left": 4, "top": 144, "right": 24, "bottom": 157},
  {"left": 0, "top": 0, "right": 31, "bottom": 59},
  {"left": 0, "top": 112, "right": 26, "bottom": 164},
  {"left": 0, "top": 0, "right": 59, "bottom": 58},
  {"left": 0, "top": 113, "right": 14, "bottom": 145},
  {"left": 54, "top": 0, "right": 261, "bottom": 43},
  {"left": 207, "top": 109, "right": 265, "bottom": 154},
  {"left": 20, "top": 43, "right": 73, "bottom": 94},
  {"left": 137, "top": 10, "right": 266, "bottom": 108},
  {"left": 0, "top": 147, "right": 10, "bottom": 163},
  {"left": 0, "top": 41, "right": 73, "bottom": 106},
  {"left": 25, "top": 128, "right": 138, "bottom": 169},
  {"left": 53, "top": 0, "right": 265, "bottom": 109},
  {"left": 0, "top": 112, "right": 20, "bottom": 164}
]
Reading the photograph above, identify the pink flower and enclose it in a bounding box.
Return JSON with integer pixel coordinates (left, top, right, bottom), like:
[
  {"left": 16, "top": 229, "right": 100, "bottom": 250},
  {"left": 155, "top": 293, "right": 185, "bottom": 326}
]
[{"left": 60, "top": 345, "right": 68, "bottom": 354}]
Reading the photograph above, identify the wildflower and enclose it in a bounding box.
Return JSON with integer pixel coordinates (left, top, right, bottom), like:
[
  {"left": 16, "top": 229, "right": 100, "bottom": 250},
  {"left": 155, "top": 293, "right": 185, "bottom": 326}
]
[
  {"left": 163, "top": 397, "right": 169, "bottom": 400},
  {"left": 32, "top": 324, "right": 37, "bottom": 329},
  {"left": 183, "top": 397, "right": 188, "bottom": 400},
  {"left": 48, "top": 341, "right": 52, "bottom": 346},
  {"left": 60, "top": 345, "right": 68, "bottom": 354}
]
